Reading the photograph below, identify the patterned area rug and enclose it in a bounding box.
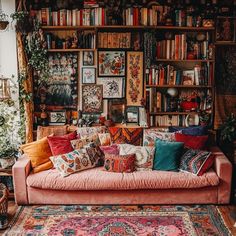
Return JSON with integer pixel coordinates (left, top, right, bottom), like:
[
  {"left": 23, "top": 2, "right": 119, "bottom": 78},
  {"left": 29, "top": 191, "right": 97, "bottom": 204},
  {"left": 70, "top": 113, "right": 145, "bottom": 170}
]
[{"left": 4, "top": 205, "right": 231, "bottom": 236}]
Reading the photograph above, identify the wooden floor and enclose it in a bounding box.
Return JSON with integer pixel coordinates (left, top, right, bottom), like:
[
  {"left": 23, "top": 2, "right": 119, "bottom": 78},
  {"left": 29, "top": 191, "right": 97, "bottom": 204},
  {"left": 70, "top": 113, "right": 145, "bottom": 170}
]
[{"left": 0, "top": 202, "right": 236, "bottom": 235}]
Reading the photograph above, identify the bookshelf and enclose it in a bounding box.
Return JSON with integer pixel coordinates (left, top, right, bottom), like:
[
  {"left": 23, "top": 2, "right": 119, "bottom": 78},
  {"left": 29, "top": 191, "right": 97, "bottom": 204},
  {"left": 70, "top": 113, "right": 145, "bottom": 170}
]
[{"left": 29, "top": 0, "right": 228, "bottom": 129}]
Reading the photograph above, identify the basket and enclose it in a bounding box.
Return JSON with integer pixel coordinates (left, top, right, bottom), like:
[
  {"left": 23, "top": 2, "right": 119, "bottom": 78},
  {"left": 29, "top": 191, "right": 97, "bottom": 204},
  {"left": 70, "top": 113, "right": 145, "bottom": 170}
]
[
  {"left": 0, "top": 21, "right": 9, "bottom": 30},
  {"left": 0, "top": 184, "right": 8, "bottom": 229}
]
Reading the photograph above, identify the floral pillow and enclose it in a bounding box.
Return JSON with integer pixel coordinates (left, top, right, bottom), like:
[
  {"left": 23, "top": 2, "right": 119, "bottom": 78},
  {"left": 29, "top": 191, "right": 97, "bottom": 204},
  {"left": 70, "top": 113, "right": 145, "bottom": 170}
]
[
  {"left": 103, "top": 154, "right": 135, "bottom": 173},
  {"left": 119, "top": 144, "right": 155, "bottom": 171},
  {"left": 77, "top": 126, "right": 107, "bottom": 139},
  {"left": 98, "top": 133, "right": 111, "bottom": 146},
  {"left": 143, "top": 129, "right": 175, "bottom": 146},
  {"left": 99, "top": 144, "right": 120, "bottom": 155},
  {"left": 71, "top": 134, "right": 100, "bottom": 150}
]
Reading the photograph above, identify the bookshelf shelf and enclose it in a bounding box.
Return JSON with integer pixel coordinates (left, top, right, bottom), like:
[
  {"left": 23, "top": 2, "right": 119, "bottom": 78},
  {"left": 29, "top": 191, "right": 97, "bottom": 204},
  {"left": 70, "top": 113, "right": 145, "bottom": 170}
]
[
  {"left": 150, "top": 112, "right": 199, "bottom": 115},
  {"left": 155, "top": 59, "right": 214, "bottom": 62},
  {"left": 47, "top": 49, "right": 96, "bottom": 52},
  {"left": 215, "top": 42, "right": 236, "bottom": 46},
  {"left": 146, "top": 85, "right": 212, "bottom": 88}
]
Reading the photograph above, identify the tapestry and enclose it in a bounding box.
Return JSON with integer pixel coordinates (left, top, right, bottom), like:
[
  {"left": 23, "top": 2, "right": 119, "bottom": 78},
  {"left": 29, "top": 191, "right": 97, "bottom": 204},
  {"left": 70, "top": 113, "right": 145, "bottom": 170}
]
[
  {"left": 4, "top": 205, "right": 231, "bottom": 236},
  {"left": 109, "top": 127, "right": 143, "bottom": 146},
  {"left": 214, "top": 46, "right": 236, "bottom": 129},
  {"left": 126, "top": 51, "right": 143, "bottom": 106}
]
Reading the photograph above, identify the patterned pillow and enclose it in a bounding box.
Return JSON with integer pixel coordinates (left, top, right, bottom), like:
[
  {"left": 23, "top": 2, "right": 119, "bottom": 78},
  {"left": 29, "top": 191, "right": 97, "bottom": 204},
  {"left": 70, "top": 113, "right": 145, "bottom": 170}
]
[
  {"left": 143, "top": 129, "right": 175, "bottom": 146},
  {"left": 99, "top": 144, "right": 120, "bottom": 155},
  {"left": 119, "top": 144, "right": 155, "bottom": 171},
  {"left": 169, "top": 126, "right": 207, "bottom": 136},
  {"left": 109, "top": 127, "right": 143, "bottom": 146},
  {"left": 77, "top": 126, "right": 107, "bottom": 139},
  {"left": 71, "top": 134, "right": 100, "bottom": 150},
  {"left": 179, "top": 149, "right": 214, "bottom": 176},
  {"left": 98, "top": 133, "right": 111, "bottom": 146},
  {"left": 50, "top": 143, "right": 103, "bottom": 177},
  {"left": 103, "top": 154, "right": 135, "bottom": 173}
]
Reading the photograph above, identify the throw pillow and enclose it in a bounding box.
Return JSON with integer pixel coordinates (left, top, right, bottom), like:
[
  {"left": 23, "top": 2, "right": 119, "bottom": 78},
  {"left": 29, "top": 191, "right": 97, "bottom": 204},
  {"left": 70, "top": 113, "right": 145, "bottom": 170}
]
[
  {"left": 153, "top": 139, "right": 184, "bottom": 171},
  {"left": 179, "top": 149, "right": 214, "bottom": 176},
  {"left": 47, "top": 132, "right": 77, "bottom": 156},
  {"left": 175, "top": 133, "right": 208, "bottom": 150},
  {"left": 103, "top": 154, "right": 135, "bottom": 173},
  {"left": 50, "top": 148, "right": 97, "bottom": 177},
  {"left": 71, "top": 134, "right": 100, "bottom": 150},
  {"left": 36, "top": 125, "right": 68, "bottom": 140},
  {"left": 119, "top": 144, "right": 155, "bottom": 171},
  {"left": 20, "top": 137, "right": 53, "bottom": 173},
  {"left": 109, "top": 127, "right": 143, "bottom": 146},
  {"left": 169, "top": 126, "right": 207, "bottom": 136},
  {"left": 77, "top": 126, "right": 107, "bottom": 139},
  {"left": 98, "top": 133, "right": 111, "bottom": 146},
  {"left": 85, "top": 142, "right": 105, "bottom": 167},
  {"left": 99, "top": 144, "right": 120, "bottom": 155},
  {"left": 143, "top": 129, "right": 175, "bottom": 146}
]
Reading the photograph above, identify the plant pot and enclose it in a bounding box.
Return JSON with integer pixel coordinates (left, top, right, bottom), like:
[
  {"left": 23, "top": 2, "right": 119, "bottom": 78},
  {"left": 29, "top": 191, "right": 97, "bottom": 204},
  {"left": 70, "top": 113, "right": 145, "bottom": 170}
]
[{"left": 0, "top": 21, "right": 9, "bottom": 30}]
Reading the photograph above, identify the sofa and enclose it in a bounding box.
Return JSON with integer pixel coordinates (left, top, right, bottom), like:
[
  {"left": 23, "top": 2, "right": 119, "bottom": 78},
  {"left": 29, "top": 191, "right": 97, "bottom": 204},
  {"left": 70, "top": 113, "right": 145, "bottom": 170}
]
[{"left": 13, "top": 145, "right": 232, "bottom": 205}]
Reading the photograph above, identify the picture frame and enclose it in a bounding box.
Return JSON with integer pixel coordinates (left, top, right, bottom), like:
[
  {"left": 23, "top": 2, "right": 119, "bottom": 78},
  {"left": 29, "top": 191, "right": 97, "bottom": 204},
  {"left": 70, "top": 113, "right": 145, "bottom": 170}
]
[
  {"left": 49, "top": 111, "right": 66, "bottom": 125},
  {"left": 82, "top": 68, "right": 96, "bottom": 84},
  {"left": 83, "top": 51, "right": 94, "bottom": 66},
  {"left": 108, "top": 99, "right": 126, "bottom": 123},
  {"left": 182, "top": 70, "right": 195, "bottom": 85},
  {"left": 126, "top": 106, "right": 139, "bottom": 124},
  {"left": 97, "top": 77, "right": 125, "bottom": 99},
  {"left": 98, "top": 51, "right": 125, "bottom": 77},
  {"left": 82, "top": 85, "right": 103, "bottom": 113},
  {"left": 216, "top": 17, "right": 235, "bottom": 42},
  {"left": 139, "top": 107, "right": 148, "bottom": 127}
]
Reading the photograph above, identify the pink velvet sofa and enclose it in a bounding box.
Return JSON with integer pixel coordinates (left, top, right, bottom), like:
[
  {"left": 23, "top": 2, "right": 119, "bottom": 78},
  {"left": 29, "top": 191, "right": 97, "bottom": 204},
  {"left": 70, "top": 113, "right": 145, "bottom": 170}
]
[{"left": 13, "top": 146, "right": 232, "bottom": 205}]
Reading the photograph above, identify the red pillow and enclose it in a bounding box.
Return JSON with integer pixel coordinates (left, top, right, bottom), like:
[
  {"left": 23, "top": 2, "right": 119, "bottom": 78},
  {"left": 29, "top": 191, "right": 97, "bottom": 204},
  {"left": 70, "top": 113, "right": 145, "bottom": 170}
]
[
  {"left": 47, "top": 132, "right": 76, "bottom": 156},
  {"left": 99, "top": 144, "right": 120, "bottom": 155},
  {"left": 103, "top": 154, "right": 135, "bottom": 173},
  {"left": 175, "top": 133, "right": 208, "bottom": 150}
]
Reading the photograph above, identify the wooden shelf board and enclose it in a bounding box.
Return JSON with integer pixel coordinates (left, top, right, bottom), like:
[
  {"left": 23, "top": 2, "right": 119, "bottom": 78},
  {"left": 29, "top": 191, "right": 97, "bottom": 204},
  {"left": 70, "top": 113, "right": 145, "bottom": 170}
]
[
  {"left": 215, "top": 42, "right": 236, "bottom": 46},
  {"left": 155, "top": 59, "right": 214, "bottom": 62},
  {"left": 48, "top": 49, "right": 96, "bottom": 52},
  {"left": 150, "top": 112, "right": 199, "bottom": 115},
  {"left": 146, "top": 85, "right": 212, "bottom": 88}
]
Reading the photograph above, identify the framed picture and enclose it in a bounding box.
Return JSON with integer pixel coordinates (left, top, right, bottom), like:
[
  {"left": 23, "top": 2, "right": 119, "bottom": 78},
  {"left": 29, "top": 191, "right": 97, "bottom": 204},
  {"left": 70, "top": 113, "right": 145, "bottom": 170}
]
[
  {"left": 182, "top": 70, "right": 195, "bottom": 85},
  {"left": 49, "top": 111, "right": 66, "bottom": 125},
  {"left": 139, "top": 107, "right": 148, "bottom": 127},
  {"left": 82, "top": 68, "right": 96, "bottom": 84},
  {"left": 97, "top": 77, "right": 124, "bottom": 99},
  {"left": 108, "top": 99, "right": 126, "bottom": 123},
  {"left": 216, "top": 17, "right": 235, "bottom": 42},
  {"left": 126, "top": 106, "right": 139, "bottom": 124},
  {"left": 126, "top": 51, "right": 143, "bottom": 106},
  {"left": 83, "top": 51, "right": 94, "bottom": 66},
  {"left": 82, "top": 85, "right": 103, "bottom": 113},
  {"left": 98, "top": 51, "right": 125, "bottom": 76}
]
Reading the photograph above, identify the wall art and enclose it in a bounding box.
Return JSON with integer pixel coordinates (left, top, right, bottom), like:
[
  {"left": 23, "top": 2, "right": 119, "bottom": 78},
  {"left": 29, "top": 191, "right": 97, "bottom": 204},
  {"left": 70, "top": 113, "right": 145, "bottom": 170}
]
[
  {"left": 126, "top": 106, "right": 139, "bottom": 124},
  {"left": 82, "top": 68, "right": 96, "bottom": 84},
  {"left": 49, "top": 111, "right": 66, "bottom": 125},
  {"left": 82, "top": 85, "right": 103, "bottom": 113},
  {"left": 126, "top": 51, "right": 143, "bottom": 106},
  {"left": 98, "top": 51, "right": 125, "bottom": 76},
  {"left": 97, "top": 77, "right": 124, "bottom": 99},
  {"left": 83, "top": 51, "right": 94, "bottom": 66},
  {"left": 108, "top": 99, "right": 126, "bottom": 123}
]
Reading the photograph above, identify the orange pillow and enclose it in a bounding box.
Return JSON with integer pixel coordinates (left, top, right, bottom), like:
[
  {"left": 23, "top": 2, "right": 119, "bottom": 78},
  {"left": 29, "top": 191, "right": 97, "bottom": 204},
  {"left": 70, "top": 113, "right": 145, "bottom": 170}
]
[{"left": 20, "top": 137, "right": 53, "bottom": 173}]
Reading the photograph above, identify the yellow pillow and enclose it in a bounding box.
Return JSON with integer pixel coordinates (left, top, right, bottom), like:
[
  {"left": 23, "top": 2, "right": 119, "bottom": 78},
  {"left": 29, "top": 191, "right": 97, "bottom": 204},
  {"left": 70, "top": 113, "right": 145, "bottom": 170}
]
[{"left": 20, "top": 137, "right": 53, "bottom": 173}]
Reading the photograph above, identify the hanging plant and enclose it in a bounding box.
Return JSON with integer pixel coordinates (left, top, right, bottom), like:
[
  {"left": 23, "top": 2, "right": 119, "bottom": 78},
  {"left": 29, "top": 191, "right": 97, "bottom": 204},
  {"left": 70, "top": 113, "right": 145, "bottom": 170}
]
[
  {"left": 10, "top": 11, "right": 32, "bottom": 33},
  {"left": 0, "top": 10, "right": 9, "bottom": 30}
]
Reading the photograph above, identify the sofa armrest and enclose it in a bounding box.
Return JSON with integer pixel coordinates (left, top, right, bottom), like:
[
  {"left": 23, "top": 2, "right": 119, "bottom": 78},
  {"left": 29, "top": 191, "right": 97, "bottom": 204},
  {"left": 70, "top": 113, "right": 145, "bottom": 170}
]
[
  {"left": 13, "top": 155, "right": 31, "bottom": 205},
  {"left": 210, "top": 146, "right": 232, "bottom": 204}
]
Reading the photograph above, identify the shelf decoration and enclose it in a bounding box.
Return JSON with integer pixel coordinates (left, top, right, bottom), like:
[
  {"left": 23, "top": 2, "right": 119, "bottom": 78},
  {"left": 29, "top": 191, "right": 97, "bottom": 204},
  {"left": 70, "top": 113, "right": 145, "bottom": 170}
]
[
  {"left": 83, "top": 51, "right": 94, "bottom": 66},
  {"left": 97, "top": 77, "right": 124, "bottom": 99},
  {"left": 98, "top": 51, "right": 125, "bottom": 76},
  {"left": 82, "top": 85, "right": 103, "bottom": 113},
  {"left": 126, "top": 51, "right": 143, "bottom": 106}
]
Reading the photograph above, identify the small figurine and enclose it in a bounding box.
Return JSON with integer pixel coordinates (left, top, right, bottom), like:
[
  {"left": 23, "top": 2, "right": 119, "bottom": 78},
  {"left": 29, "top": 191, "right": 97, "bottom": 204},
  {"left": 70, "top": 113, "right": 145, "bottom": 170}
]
[
  {"left": 65, "top": 36, "right": 72, "bottom": 49},
  {"left": 71, "top": 32, "right": 78, "bottom": 49}
]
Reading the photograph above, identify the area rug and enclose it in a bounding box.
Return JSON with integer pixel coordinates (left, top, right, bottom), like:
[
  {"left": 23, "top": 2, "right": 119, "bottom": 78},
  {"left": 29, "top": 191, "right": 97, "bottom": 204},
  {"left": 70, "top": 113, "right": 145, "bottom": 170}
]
[{"left": 4, "top": 205, "right": 231, "bottom": 236}]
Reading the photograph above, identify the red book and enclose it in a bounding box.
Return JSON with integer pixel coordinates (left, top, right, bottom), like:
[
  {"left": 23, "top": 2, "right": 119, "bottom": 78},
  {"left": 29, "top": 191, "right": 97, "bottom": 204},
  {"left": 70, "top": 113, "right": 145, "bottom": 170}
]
[
  {"left": 80, "top": 9, "right": 83, "bottom": 26},
  {"left": 102, "top": 8, "right": 105, "bottom": 26}
]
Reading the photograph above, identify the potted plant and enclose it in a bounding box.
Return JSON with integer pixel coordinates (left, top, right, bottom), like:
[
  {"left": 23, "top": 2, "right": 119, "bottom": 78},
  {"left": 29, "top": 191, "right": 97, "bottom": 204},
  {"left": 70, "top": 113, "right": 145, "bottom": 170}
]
[
  {"left": 10, "top": 11, "right": 32, "bottom": 33},
  {"left": 0, "top": 10, "right": 9, "bottom": 30}
]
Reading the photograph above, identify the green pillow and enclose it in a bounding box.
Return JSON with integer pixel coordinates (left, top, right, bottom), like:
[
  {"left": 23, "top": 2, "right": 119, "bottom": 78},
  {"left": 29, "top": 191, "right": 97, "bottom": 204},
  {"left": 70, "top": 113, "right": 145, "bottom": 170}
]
[{"left": 153, "top": 139, "right": 184, "bottom": 171}]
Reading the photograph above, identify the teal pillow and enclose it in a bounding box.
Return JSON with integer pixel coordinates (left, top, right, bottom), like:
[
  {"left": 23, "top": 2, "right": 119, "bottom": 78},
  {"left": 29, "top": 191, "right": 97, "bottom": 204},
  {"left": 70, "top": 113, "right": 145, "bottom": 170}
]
[{"left": 153, "top": 139, "right": 184, "bottom": 171}]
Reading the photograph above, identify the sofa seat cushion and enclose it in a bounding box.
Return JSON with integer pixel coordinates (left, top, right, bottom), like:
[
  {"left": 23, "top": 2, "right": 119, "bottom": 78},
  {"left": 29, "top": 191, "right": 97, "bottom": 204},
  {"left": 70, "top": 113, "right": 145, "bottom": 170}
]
[{"left": 26, "top": 167, "right": 219, "bottom": 191}]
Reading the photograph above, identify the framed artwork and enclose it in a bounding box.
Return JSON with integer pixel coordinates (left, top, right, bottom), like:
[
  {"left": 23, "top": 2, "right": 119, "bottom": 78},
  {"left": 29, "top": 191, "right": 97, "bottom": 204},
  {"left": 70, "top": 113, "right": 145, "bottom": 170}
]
[
  {"left": 126, "top": 106, "right": 139, "bottom": 124},
  {"left": 97, "top": 77, "right": 124, "bottom": 99},
  {"left": 49, "top": 111, "right": 66, "bottom": 124},
  {"left": 83, "top": 51, "right": 94, "bottom": 66},
  {"left": 35, "top": 53, "right": 78, "bottom": 108},
  {"left": 216, "top": 17, "right": 235, "bottom": 42},
  {"left": 82, "top": 85, "right": 103, "bottom": 113},
  {"left": 108, "top": 99, "right": 126, "bottom": 123},
  {"left": 182, "top": 70, "right": 195, "bottom": 85},
  {"left": 98, "top": 51, "right": 125, "bottom": 76},
  {"left": 82, "top": 68, "right": 96, "bottom": 84},
  {"left": 126, "top": 51, "right": 143, "bottom": 106},
  {"left": 139, "top": 107, "right": 148, "bottom": 127}
]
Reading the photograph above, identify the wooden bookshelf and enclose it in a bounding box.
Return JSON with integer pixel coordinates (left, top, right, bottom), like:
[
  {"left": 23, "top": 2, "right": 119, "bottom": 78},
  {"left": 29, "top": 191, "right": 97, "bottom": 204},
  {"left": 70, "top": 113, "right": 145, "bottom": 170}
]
[
  {"left": 150, "top": 112, "right": 199, "bottom": 115},
  {"left": 47, "top": 49, "right": 96, "bottom": 52},
  {"left": 146, "top": 85, "right": 212, "bottom": 88},
  {"left": 155, "top": 59, "right": 215, "bottom": 62}
]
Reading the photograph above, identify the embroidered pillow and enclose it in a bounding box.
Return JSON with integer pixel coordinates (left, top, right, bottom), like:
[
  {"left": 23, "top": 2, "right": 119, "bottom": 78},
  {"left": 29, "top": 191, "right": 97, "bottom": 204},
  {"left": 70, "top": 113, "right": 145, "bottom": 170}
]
[
  {"left": 71, "top": 134, "right": 100, "bottom": 150},
  {"left": 109, "top": 127, "right": 143, "bottom": 146},
  {"left": 99, "top": 144, "right": 120, "bottom": 155},
  {"left": 50, "top": 149, "right": 95, "bottom": 177},
  {"left": 103, "top": 154, "right": 135, "bottom": 173},
  {"left": 175, "top": 133, "right": 208, "bottom": 150},
  {"left": 98, "top": 133, "right": 111, "bottom": 146},
  {"left": 143, "top": 129, "right": 175, "bottom": 146},
  {"left": 169, "top": 126, "right": 207, "bottom": 136},
  {"left": 85, "top": 142, "right": 105, "bottom": 167},
  {"left": 179, "top": 149, "right": 214, "bottom": 176},
  {"left": 77, "top": 126, "right": 107, "bottom": 139},
  {"left": 119, "top": 144, "right": 155, "bottom": 171}
]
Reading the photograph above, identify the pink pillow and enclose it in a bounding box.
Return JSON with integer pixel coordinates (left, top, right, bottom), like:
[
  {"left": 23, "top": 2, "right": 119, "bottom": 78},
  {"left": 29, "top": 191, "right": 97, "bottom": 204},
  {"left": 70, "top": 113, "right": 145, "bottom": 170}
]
[
  {"left": 99, "top": 144, "right": 119, "bottom": 155},
  {"left": 47, "top": 132, "right": 76, "bottom": 156},
  {"left": 175, "top": 133, "right": 208, "bottom": 150}
]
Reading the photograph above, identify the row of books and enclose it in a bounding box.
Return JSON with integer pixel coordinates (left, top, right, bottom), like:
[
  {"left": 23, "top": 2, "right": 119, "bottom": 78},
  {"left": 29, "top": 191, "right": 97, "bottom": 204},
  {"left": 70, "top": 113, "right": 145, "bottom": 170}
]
[
  {"left": 145, "top": 64, "right": 211, "bottom": 86},
  {"left": 97, "top": 32, "right": 131, "bottom": 48},
  {"left": 156, "top": 36, "right": 210, "bottom": 60},
  {"left": 149, "top": 115, "right": 184, "bottom": 127}
]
